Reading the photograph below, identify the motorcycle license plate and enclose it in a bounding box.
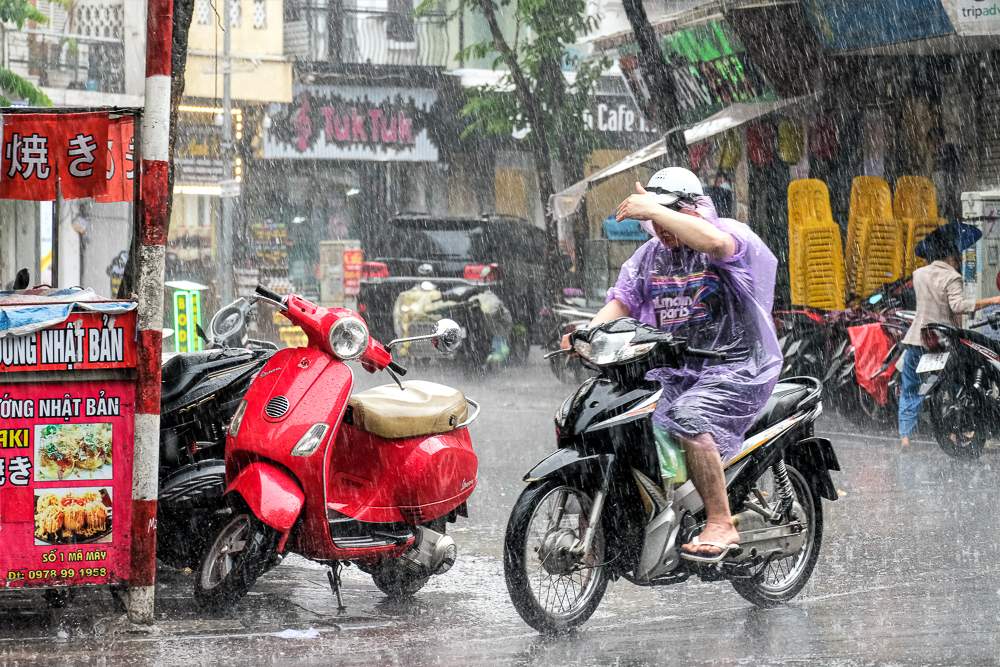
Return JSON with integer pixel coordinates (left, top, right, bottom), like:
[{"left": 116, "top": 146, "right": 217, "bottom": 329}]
[{"left": 916, "top": 352, "right": 949, "bottom": 373}]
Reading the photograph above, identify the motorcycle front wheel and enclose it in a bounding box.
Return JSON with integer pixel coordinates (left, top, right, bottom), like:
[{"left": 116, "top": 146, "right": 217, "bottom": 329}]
[
  {"left": 731, "top": 464, "right": 822, "bottom": 607},
  {"left": 504, "top": 480, "right": 607, "bottom": 633},
  {"left": 194, "top": 511, "right": 279, "bottom": 610},
  {"left": 930, "top": 382, "right": 986, "bottom": 460}
]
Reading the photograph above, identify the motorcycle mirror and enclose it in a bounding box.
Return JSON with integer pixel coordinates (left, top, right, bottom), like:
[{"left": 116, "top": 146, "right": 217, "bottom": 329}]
[
  {"left": 869, "top": 293, "right": 883, "bottom": 305},
  {"left": 196, "top": 323, "right": 209, "bottom": 342},
  {"left": 431, "top": 319, "right": 464, "bottom": 354}
]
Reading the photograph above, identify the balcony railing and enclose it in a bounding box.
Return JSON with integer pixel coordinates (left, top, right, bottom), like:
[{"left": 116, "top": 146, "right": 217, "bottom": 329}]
[{"left": 284, "top": 3, "right": 450, "bottom": 68}]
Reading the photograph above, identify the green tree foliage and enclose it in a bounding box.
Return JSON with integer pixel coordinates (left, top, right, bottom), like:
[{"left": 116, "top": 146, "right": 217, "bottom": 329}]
[
  {"left": 0, "top": 0, "right": 71, "bottom": 106},
  {"left": 418, "top": 0, "right": 608, "bottom": 295}
]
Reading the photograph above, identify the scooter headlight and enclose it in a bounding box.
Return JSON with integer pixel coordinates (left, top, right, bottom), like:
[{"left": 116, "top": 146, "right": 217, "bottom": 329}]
[
  {"left": 328, "top": 316, "right": 369, "bottom": 360},
  {"left": 291, "top": 423, "right": 330, "bottom": 457},
  {"left": 229, "top": 400, "right": 248, "bottom": 438},
  {"left": 574, "top": 330, "right": 655, "bottom": 366}
]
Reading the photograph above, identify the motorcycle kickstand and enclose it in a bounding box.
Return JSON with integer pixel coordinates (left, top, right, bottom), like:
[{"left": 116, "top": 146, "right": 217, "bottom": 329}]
[{"left": 327, "top": 562, "right": 347, "bottom": 613}]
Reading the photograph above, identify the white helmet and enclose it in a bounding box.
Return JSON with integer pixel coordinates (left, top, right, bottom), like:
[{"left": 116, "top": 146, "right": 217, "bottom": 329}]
[{"left": 646, "top": 167, "right": 704, "bottom": 202}]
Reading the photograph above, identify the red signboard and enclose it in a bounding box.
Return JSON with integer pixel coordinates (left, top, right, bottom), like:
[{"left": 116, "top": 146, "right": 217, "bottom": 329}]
[
  {"left": 0, "top": 379, "right": 134, "bottom": 588},
  {"left": 0, "top": 115, "right": 57, "bottom": 201},
  {"left": 0, "top": 113, "right": 111, "bottom": 202},
  {"left": 344, "top": 249, "right": 363, "bottom": 297},
  {"left": 95, "top": 117, "right": 135, "bottom": 204},
  {"left": 0, "top": 311, "right": 137, "bottom": 373}
]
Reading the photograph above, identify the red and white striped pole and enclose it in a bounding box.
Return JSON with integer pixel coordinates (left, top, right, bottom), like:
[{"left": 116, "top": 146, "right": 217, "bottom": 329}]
[{"left": 127, "top": 0, "right": 172, "bottom": 624}]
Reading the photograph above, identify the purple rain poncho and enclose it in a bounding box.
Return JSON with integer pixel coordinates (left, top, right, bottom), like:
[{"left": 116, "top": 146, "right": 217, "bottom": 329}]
[{"left": 607, "top": 196, "right": 782, "bottom": 460}]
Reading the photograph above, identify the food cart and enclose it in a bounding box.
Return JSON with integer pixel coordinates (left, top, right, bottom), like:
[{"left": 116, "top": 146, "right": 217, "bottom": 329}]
[
  {"left": 0, "top": 290, "right": 137, "bottom": 604},
  {"left": 0, "top": 107, "right": 157, "bottom": 613}
]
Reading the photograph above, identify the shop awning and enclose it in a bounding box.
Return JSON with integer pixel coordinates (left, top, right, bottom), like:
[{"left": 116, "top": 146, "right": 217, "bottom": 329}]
[{"left": 551, "top": 93, "right": 816, "bottom": 220}]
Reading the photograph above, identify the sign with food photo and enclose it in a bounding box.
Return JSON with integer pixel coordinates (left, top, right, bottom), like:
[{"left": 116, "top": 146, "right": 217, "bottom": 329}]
[
  {"left": 34, "top": 423, "right": 113, "bottom": 481},
  {"left": 0, "top": 380, "right": 133, "bottom": 587},
  {"left": 34, "top": 487, "right": 112, "bottom": 546}
]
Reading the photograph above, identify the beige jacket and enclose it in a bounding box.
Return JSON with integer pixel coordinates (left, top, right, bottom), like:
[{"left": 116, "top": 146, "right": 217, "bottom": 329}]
[{"left": 902, "top": 260, "right": 977, "bottom": 346}]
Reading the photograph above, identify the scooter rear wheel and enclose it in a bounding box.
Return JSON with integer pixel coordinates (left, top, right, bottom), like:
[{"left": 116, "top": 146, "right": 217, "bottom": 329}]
[
  {"left": 194, "top": 511, "right": 278, "bottom": 610},
  {"left": 504, "top": 480, "right": 607, "bottom": 633}
]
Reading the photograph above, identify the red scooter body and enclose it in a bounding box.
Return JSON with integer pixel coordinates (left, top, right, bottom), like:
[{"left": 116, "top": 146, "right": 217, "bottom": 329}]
[{"left": 224, "top": 293, "right": 478, "bottom": 565}]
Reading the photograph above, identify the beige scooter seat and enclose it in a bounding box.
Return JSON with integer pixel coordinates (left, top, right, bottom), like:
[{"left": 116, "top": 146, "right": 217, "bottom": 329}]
[{"left": 348, "top": 380, "right": 469, "bottom": 439}]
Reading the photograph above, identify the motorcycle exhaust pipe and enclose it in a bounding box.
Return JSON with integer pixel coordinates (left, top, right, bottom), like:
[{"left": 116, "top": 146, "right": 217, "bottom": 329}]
[{"left": 402, "top": 527, "right": 458, "bottom": 576}]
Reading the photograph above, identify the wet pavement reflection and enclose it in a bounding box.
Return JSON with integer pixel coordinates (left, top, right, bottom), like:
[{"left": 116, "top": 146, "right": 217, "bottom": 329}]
[{"left": 1, "top": 354, "right": 998, "bottom": 665}]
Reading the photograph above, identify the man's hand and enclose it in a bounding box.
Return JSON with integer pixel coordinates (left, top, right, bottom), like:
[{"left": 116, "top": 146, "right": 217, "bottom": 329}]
[
  {"left": 616, "top": 182, "right": 664, "bottom": 223},
  {"left": 561, "top": 332, "right": 572, "bottom": 350}
]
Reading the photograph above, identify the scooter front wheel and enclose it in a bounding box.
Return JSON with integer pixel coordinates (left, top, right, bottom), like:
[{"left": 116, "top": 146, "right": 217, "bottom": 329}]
[
  {"left": 504, "top": 480, "right": 607, "bottom": 633},
  {"left": 194, "top": 511, "right": 278, "bottom": 610}
]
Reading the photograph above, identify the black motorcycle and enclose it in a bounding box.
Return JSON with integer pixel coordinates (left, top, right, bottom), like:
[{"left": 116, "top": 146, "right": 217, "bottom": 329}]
[
  {"left": 917, "top": 312, "right": 1000, "bottom": 460},
  {"left": 504, "top": 318, "right": 839, "bottom": 633},
  {"left": 156, "top": 297, "right": 277, "bottom": 568}
]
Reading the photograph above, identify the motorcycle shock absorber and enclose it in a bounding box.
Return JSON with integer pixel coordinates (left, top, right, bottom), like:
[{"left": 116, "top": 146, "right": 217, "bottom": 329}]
[
  {"left": 771, "top": 458, "right": 795, "bottom": 522},
  {"left": 973, "top": 368, "right": 985, "bottom": 391}
]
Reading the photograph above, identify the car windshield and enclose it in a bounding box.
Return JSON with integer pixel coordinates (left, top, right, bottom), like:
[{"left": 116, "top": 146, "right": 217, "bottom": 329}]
[{"left": 376, "top": 223, "right": 482, "bottom": 261}]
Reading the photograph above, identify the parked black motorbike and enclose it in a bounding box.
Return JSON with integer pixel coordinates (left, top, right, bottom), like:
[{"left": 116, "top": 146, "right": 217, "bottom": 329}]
[
  {"left": 917, "top": 312, "right": 1000, "bottom": 460},
  {"left": 156, "top": 297, "right": 277, "bottom": 568},
  {"left": 544, "top": 292, "right": 598, "bottom": 385},
  {"left": 506, "top": 318, "right": 838, "bottom": 633}
]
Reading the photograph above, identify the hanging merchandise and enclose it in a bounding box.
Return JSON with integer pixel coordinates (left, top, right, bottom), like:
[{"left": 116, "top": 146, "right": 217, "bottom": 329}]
[
  {"left": 778, "top": 119, "right": 805, "bottom": 164},
  {"left": 748, "top": 123, "right": 775, "bottom": 166},
  {"left": 718, "top": 130, "right": 742, "bottom": 170},
  {"left": 689, "top": 143, "right": 711, "bottom": 172},
  {"left": 810, "top": 115, "right": 839, "bottom": 161}
]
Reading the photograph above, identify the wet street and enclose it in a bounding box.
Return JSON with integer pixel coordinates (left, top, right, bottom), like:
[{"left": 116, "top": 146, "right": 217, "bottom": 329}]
[{"left": 2, "top": 353, "right": 999, "bottom": 666}]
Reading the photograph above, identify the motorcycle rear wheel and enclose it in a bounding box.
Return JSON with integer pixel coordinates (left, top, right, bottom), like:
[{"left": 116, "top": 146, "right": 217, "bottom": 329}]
[
  {"left": 194, "top": 511, "right": 278, "bottom": 610},
  {"left": 504, "top": 480, "right": 607, "bottom": 633},
  {"left": 731, "top": 465, "right": 822, "bottom": 608},
  {"left": 930, "top": 383, "right": 986, "bottom": 460}
]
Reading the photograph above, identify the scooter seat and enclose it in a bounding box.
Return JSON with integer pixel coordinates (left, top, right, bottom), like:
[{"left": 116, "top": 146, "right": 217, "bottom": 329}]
[
  {"left": 746, "top": 382, "right": 811, "bottom": 437},
  {"left": 348, "top": 380, "right": 469, "bottom": 439}
]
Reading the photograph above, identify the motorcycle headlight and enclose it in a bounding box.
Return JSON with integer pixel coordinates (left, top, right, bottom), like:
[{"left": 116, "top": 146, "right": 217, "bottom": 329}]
[
  {"left": 328, "top": 316, "right": 369, "bottom": 360},
  {"left": 229, "top": 400, "right": 248, "bottom": 438},
  {"left": 573, "top": 331, "right": 655, "bottom": 366},
  {"left": 291, "top": 423, "right": 330, "bottom": 457}
]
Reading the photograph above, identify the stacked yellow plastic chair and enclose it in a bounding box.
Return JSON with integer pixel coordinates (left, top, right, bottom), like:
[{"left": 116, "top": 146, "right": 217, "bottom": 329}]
[
  {"left": 787, "top": 179, "right": 846, "bottom": 310},
  {"left": 845, "top": 176, "right": 902, "bottom": 300},
  {"left": 894, "top": 175, "right": 945, "bottom": 278}
]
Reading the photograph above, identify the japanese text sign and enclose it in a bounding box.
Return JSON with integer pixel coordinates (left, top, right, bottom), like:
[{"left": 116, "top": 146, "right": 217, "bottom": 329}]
[
  {"left": 95, "top": 118, "right": 135, "bottom": 204},
  {"left": 0, "top": 113, "right": 111, "bottom": 201}
]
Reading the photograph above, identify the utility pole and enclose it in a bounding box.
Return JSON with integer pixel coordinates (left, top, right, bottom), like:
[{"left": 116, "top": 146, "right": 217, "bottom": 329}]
[{"left": 218, "top": 0, "right": 235, "bottom": 304}]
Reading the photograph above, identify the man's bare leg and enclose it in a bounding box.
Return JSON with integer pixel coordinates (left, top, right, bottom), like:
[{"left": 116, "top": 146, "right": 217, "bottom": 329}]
[{"left": 679, "top": 433, "right": 739, "bottom": 557}]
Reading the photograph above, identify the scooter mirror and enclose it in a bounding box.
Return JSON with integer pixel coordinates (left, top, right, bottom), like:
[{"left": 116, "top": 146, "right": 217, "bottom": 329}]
[{"left": 431, "top": 319, "right": 464, "bottom": 354}]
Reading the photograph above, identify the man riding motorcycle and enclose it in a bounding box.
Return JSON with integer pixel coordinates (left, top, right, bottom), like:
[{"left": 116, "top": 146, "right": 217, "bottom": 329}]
[{"left": 561, "top": 167, "right": 782, "bottom": 562}]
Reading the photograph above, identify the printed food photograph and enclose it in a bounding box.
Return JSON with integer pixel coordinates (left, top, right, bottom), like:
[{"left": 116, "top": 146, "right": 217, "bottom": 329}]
[
  {"left": 34, "top": 487, "right": 112, "bottom": 546},
  {"left": 34, "top": 423, "right": 113, "bottom": 481}
]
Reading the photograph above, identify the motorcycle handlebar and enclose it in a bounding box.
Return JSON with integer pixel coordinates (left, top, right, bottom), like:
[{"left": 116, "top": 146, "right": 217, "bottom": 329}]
[
  {"left": 970, "top": 320, "right": 990, "bottom": 329},
  {"left": 254, "top": 284, "right": 285, "bottom": 304},
  {"left": 388, "top": 360, "right": 408, "bottom": 376}
]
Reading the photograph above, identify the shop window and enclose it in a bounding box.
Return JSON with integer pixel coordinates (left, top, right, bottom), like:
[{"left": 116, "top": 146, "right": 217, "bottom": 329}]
[
  {"left": 253, "top": 0, "right": 266, "bottom": 29},
  {"left": 387, "top": 0, "right": 414, "bottom": 42},
  {"left": 196, "top": 0, "right": 211, "bottom": 25},
  {"left": 229, "top": 0, "right": 242, "bottom": 28}
]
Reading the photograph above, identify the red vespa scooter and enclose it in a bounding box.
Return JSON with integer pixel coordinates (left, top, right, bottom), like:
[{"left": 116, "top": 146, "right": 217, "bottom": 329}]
[{"left": 194, "top": 285, "right": 480, "bottom": 608}]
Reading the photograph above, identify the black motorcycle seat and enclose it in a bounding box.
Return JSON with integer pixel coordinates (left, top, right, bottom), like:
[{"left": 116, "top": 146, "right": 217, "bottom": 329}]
[
  {"left": 161, "top": 349, "right": 254, "bottom": 404},
  {"left": 746, "top": 382, "right": 811, "bottom": 437},
  {"left": 161, "top": 351, "right": 218, "bottom": 403}
]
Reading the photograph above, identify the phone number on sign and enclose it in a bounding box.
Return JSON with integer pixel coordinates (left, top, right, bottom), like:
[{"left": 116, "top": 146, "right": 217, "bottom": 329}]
[{"left": 7, "top": 567, "right": 108, "bottom": 581}]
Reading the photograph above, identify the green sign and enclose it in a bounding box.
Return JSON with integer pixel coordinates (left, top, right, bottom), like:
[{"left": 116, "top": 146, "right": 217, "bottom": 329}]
[{"left": 172, "top": 290, "right": 203, "bottom": 353}]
